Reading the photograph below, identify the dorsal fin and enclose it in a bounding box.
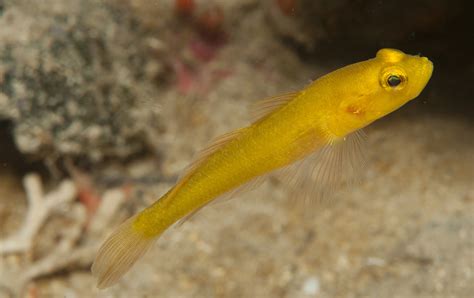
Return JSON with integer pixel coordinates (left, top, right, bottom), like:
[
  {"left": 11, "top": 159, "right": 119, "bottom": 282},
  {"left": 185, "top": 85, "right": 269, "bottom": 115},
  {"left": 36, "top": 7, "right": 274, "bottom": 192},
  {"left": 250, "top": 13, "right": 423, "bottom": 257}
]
[
  {"left": 179, "top": 128, "right": 246, "bottom": 181},
  {"left": 181, "top": 91, "right": 299, "bottom": 180},
  {"left": 182, "top": 91, "right": 299, "bottom": 180},
  {"left": 250, "top": 91, "right": 300, "bottom": 123}
]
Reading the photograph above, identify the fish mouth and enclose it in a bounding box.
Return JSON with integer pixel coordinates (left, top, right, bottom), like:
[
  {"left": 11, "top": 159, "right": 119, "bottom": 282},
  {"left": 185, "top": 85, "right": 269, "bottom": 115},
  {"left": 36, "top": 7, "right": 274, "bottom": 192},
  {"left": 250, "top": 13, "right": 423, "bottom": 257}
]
[
  {"left": 406, "top": 56, "right": 433, "bottom": 100},
  {"left": 410, "top": 53, "right": 433, "bottom": 81},
  {"left": 422, "top": 56, "right": 433, "bottom": 72},
  {"left": 406, "top": 55, "right": 433, "bottom": 99},
  {"left": 419, "top": 56, "right": 434, "bottom": 85}
]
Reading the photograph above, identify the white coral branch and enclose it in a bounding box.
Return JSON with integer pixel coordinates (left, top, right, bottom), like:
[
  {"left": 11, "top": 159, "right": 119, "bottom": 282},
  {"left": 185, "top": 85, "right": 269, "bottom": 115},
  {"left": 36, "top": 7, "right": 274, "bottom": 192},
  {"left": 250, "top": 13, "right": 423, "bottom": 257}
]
[
  {"left": 23, "top": 203, "right": 87, "bottom": 281},
  {"left": 0, "top": 173, "right": 77, "bottom": 254},
  {"left": 0, "top": 176, "right": 126, "bottom": 297},
  {"left": 23, "top": 188, "right": 126, "bottom": 281}
]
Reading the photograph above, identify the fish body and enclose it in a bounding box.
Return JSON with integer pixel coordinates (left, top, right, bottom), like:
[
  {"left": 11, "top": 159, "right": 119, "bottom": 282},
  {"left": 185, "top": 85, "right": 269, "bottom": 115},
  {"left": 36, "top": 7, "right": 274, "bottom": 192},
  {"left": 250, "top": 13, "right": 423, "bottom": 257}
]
[
  {"left": 135, "top": 102, "right": 326, "bottom": 236},
  {"left": 92, "top": 49, "right": 433, "bottom": 288}
]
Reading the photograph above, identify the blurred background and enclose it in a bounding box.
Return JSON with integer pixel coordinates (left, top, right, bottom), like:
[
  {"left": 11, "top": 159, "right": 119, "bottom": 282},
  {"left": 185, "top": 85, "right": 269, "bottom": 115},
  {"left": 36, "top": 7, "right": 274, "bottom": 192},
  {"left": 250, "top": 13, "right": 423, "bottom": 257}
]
[{"left": 0, "top": 0, "right": 472, "bottom": 297}]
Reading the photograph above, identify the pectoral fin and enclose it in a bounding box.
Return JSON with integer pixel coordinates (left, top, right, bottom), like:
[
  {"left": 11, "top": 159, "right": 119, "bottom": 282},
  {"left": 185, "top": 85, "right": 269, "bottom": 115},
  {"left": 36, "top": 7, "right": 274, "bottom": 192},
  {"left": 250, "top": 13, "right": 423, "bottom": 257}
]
[{"left": 277, "top": 130, "right": 367, "bottom": 205}]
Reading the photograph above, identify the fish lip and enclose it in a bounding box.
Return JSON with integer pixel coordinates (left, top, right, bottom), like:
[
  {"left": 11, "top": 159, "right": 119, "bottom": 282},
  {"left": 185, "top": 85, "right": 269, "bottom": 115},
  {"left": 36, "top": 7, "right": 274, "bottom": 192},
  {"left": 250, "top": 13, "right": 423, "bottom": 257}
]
[
  {"left": 424, "top": 58, "right": 434, "bottom": 78},
  {"left": 416, "top": 57, "right": 433, "bottom": 94},
  {"left": 419, "top": 56, "right": 434, "bottom": 79},
  {"left": 414, "top": 54, "right": 433, "bottom": 68}
]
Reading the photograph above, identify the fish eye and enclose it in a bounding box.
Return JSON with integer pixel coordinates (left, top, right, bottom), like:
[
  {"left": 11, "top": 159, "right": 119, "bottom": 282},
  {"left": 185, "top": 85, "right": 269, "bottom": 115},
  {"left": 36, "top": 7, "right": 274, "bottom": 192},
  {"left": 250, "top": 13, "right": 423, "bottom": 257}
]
[
  {"left": 380, "top": 67, "right": 407, "bottom": 90},
  {"left": 387, "top": 75, "right": 402, "bottom": 87}
]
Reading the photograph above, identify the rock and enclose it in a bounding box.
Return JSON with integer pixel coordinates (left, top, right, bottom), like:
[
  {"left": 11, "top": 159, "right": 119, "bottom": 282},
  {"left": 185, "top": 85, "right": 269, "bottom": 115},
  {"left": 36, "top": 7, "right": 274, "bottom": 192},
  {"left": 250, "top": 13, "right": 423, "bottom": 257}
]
[{"left": 0, "top": 0, "right": 166, "bottom": 163}]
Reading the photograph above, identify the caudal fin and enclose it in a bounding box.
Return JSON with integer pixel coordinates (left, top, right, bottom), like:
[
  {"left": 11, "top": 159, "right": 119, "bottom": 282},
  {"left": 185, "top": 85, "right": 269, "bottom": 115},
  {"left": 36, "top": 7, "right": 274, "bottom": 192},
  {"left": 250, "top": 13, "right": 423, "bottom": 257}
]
[{"left": 91, "top": 216, "right": 157, "bottom": 289}]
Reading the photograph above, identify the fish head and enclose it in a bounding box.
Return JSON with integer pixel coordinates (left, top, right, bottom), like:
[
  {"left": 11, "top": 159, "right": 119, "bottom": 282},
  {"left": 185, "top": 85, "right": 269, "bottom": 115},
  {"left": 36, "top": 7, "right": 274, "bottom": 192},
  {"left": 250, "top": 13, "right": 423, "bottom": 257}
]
[
  {"left": 331, "top": 48, "right": 433, "bottom": 136},
  {"left": 372, "top": 48, "right": 433, "bottom": 111}
]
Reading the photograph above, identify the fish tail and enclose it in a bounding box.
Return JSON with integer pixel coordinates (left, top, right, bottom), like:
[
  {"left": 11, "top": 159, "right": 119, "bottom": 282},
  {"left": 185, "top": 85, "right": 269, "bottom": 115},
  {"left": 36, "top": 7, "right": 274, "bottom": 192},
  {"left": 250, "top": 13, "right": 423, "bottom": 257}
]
[{"left": 91, "top": 215, "right": 158, "bottom": 289}]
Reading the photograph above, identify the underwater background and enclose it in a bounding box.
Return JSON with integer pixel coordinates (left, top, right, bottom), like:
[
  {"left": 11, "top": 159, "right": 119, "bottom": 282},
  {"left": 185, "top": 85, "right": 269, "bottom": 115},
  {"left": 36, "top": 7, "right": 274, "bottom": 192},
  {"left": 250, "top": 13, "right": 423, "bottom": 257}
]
[{"left": 0, "top": 0, "right": 472, "bottom": 297}]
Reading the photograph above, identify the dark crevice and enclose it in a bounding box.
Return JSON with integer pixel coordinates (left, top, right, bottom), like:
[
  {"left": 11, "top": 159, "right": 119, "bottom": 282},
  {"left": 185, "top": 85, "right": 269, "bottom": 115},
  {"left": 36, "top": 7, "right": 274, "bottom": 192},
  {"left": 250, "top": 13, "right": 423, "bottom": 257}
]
[{"left": 0, "top": 120, "right": 48, "bottom": 177}]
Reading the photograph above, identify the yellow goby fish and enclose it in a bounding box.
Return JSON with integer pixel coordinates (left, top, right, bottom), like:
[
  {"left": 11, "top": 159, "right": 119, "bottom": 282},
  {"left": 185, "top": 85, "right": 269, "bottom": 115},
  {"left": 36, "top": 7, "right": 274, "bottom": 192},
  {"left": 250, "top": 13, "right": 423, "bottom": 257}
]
[{"left": 92, "top": 49, "right": 433, "bottom": 288}]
